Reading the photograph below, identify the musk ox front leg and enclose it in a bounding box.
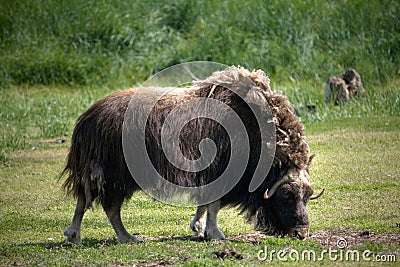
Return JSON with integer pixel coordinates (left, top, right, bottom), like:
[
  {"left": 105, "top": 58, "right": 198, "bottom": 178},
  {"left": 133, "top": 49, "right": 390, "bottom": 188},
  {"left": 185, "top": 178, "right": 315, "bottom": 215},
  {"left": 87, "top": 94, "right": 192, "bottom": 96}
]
[
  {"left": 204, "top": 200, "right": 225, "bottom": 240},
  {"left": 190, "top": 205, "right": 207, "bottom": 237},
  {"left": 102, "top": 200, "right": 141, "bottom": 243},
  {"left": 64, "top": 194, "right": 85, "bottom": 245}
]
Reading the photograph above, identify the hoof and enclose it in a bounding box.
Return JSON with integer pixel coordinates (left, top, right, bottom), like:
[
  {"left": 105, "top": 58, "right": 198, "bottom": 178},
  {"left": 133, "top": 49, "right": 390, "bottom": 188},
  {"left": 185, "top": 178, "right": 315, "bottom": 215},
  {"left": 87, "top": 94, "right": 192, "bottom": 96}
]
[
  {"left": 117, "top": 234, "right": 142, "bottom": 244},
  {"left": 190, "top": 220, "right": 205, "bottom": 237},
  {"left": 204, "top": 227, "right": 226, "bottom": 240},
  {"left": 64, "top": 226, "right": 82, "bottom": 245}
]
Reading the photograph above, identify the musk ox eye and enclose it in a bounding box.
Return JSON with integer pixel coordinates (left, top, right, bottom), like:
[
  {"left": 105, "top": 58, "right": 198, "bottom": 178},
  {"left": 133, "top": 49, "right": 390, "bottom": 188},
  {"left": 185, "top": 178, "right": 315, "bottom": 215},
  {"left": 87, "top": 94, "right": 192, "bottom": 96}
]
[
  {"left": 304, "top": 188, "right": 314, "bottom": 199},
  {"left": 279, "top": 187, "right": 292, "bottom": 199}
]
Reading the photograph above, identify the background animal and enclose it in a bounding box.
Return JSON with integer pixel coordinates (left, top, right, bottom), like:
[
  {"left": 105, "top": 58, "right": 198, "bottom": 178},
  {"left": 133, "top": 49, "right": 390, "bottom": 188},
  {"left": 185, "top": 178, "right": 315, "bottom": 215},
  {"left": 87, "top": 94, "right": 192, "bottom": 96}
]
[
  {"left": 325, "top": 69, "right": 365, "bottom": 105},
  {"left": 60, "top": 66, "right": 323, "bottom": 244}
]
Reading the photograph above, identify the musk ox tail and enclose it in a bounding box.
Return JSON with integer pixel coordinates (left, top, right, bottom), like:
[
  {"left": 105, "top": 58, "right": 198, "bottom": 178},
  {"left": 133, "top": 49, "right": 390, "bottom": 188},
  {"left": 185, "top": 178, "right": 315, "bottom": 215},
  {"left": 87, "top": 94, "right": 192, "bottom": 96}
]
[
  {"left": 60, "top": 158, "right": 105, "bottom": 210},
  {"left": 59, "top": 107, "right": 108, "bottom": 210},
  {"left": 60, "top": 89, "right": 138, "bottom": 210}
]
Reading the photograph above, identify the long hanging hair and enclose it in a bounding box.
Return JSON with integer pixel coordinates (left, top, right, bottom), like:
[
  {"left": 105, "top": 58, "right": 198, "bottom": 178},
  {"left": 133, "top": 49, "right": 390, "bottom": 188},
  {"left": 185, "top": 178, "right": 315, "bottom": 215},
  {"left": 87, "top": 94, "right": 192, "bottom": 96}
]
[{"left": 60, "top": 66, "right": 310, "bottom": 226}]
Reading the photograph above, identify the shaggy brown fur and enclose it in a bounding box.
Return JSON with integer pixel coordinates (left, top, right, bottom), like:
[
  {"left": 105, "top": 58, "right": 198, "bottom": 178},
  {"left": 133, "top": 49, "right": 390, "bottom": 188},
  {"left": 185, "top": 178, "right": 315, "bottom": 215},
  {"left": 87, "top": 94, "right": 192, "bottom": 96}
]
[
  {"left": 194, "top": 67, "right": 309, "bottom": 170},
  {"left": 61, "top": 89, "right": 139, "bottom": 210},
  {"left": 60, "top": 66, "right": 316, "bottom": 240}
]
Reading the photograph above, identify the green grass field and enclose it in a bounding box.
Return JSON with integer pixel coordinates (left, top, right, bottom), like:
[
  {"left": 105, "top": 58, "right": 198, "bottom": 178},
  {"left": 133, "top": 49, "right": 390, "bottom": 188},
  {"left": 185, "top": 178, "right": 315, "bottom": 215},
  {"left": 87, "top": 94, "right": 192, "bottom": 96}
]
[
  {"left": 0, "top": 0, "right": 399, "bottom": 265},
  {"left": 0, "top": 85, "right": 399, "bottom": 266}
]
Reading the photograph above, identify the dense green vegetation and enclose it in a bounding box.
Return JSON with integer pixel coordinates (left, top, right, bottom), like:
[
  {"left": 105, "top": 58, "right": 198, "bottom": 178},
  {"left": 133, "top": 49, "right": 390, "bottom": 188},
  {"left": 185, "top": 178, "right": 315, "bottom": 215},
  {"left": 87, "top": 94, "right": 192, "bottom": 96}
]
[{"left": 1, "top": 0, "right": 399, "bottom": 88}]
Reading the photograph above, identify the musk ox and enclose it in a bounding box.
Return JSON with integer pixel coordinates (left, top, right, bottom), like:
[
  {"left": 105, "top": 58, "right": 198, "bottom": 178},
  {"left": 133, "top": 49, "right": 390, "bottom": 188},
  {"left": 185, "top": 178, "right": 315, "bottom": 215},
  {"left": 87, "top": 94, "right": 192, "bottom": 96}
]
[
  {"left": 60, "top": 66, "right": 324, "bottom": 244},
  {"left": 325, "top": 69, "right": 365, "bottom": 105}
]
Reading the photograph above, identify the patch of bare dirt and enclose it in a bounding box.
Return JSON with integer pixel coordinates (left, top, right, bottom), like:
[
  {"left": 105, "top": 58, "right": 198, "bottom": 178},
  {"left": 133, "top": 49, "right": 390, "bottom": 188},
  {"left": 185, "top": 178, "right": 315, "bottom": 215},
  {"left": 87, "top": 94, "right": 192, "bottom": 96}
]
[
  {"left": 33, "top": 138, "right": 66, "bottom": 145},
  {"left": 229, "top": 229, "right": 400, "bottom": 248},
  {"left": 310, "top": 228, "right": 400, "bottom": 248},
  {"left": 228, "top": 232, "right": 271, "bottom": 245},
  {"left": 136, "top": 234, "right": 204, "bottom": 243},
  {"left": 137, "top": 229, "right": 400, "bottom": 248}
]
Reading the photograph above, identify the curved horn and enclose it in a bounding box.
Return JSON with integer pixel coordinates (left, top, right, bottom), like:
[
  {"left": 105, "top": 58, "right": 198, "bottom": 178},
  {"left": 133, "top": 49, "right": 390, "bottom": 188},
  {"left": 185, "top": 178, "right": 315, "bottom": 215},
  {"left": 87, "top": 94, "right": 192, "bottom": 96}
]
[
  {"left": 310, "top": 188, "right": 325, "bottom": 200},
  {"left": 264, "top": 176, "right": 295, "bottom": 199}
]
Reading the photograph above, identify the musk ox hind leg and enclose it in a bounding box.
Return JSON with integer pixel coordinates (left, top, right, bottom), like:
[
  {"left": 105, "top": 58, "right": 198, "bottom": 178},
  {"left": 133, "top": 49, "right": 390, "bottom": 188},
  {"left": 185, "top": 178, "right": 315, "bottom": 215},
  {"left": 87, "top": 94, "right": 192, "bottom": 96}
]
[
  {"left": 204, "top": 200, "right": 226, "bottom": 240},
  {"left": 190, "top": 205, "right": 207, "bottom": 237},
  {"left": 102, "top": 200, "right": 142, "bottom": 243},
  {"left": 64, "top": 194, "right": 85, "bottom": 245}
]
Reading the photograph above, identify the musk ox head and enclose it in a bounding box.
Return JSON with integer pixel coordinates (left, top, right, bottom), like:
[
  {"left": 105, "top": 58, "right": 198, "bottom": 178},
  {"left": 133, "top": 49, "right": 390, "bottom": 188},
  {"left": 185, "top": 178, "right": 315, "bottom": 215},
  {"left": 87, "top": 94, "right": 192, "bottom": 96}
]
[
  {"left": 255, "top": 156, "right": 324, "bottom": 239},
  {"left": 243, "top": 86, "right": 324, "bottom": 239}
]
